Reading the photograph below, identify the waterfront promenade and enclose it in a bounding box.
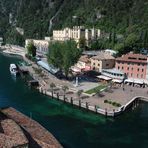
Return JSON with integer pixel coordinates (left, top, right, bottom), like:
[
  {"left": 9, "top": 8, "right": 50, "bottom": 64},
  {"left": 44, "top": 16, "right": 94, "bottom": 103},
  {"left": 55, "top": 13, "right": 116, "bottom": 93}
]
[{"left": 2, "top": 46, "right": 148, "bottom": 117}]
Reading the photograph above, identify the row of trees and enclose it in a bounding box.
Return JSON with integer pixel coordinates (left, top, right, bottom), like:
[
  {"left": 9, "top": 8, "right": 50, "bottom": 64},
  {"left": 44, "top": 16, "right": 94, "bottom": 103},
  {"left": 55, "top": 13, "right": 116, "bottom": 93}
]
[
  {"left": 50, "top": 82, "right": 83, "bottom": 100},
  {"left": 85, "top": 29, "right": 148, "bottom": 56},
  {"left": 47, "top": 40, "right": 82, "bottom": 78}
]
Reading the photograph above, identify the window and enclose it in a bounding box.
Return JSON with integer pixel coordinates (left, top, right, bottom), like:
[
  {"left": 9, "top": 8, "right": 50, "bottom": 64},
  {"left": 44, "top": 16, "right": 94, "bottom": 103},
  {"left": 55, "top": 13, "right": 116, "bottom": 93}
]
[
  {"left": 118, "top": 66, "right": 120, "bottom": 69},
  {"left": 122, "top": 67, "right": 123, "bottom": 70},
  {"left": 131, "top": 67, "right": 133, "bottom": 71},
  {"left": 106, "top": 64, "right": 109, "bottom": 66},
  {"left": 137, "top": 68, "right": 139, "bottom": 72},
  {"left": 142, "top": 69, "right": 144, "bottom": 72},
  {"left": 137, "top": 74, "right": 139, "bottom": 78},
  {"left": 98, "top": 64, "right": 100, "bottom": 66},
  {"left": 127, "top": 67, "right": 129, "bottom": 70}
]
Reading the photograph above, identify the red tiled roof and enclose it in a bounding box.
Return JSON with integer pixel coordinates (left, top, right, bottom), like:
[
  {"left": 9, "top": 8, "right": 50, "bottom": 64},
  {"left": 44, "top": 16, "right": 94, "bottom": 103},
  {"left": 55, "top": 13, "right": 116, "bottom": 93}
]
[
  {"left": 79, "top": 55, "right": 90, "bottom": 63},
  {"left": 91, "top": 52, "right": 115, "bottom": 60},
  {"left": 116, "top": 53, "right": 148, "bottom": 63}
]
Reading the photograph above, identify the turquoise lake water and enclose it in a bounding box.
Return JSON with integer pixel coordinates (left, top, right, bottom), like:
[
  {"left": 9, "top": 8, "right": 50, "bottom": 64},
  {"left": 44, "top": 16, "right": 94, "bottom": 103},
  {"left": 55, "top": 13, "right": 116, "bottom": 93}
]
[{"left": 0, "top": 53, "right": 148, "bottom": 148}]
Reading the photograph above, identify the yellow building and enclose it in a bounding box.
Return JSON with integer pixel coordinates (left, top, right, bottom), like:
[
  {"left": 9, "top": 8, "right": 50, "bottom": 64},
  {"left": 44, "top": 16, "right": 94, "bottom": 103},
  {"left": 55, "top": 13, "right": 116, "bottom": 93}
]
[
  {"left": 53, "top": 26, "right": 85, "bottom": 43},
  {"left": 90, "top": 52, "right": 115, "bottom": 72},
  {"left": 52, "top": 26, "right": 101, "bottom": 46}
]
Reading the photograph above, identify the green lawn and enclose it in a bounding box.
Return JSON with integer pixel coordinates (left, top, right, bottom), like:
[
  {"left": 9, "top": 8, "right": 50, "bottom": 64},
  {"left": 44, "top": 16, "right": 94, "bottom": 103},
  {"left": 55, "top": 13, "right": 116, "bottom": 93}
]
[{"left": 85, "top": 85, "right": 107, "bottom": 94}]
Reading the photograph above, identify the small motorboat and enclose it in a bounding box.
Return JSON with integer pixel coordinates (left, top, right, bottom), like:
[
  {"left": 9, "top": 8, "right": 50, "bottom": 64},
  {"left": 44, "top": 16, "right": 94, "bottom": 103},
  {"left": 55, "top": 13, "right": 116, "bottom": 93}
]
[{"left": 9, "top": 64, "right": 19, "bottom": 76}]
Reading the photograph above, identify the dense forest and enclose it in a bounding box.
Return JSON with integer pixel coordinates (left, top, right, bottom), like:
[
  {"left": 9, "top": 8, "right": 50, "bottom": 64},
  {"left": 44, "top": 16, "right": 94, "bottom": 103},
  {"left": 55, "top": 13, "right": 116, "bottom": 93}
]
[{"left": 0, "top": 0, "right": 148, "bottom": 52}]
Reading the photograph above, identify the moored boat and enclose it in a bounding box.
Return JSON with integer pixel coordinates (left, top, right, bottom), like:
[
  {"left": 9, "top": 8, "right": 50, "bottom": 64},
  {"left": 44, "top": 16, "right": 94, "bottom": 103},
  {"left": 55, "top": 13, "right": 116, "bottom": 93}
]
[{"left": 9, "top": 64, "right": 19, "bottom": 76}]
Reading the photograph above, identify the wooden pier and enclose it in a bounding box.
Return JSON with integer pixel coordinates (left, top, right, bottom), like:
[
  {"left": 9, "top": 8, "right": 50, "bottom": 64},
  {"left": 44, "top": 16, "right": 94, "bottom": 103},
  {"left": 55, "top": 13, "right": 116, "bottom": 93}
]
[{"left": 28, "top": 80, "right": 39, "bottom": 87}]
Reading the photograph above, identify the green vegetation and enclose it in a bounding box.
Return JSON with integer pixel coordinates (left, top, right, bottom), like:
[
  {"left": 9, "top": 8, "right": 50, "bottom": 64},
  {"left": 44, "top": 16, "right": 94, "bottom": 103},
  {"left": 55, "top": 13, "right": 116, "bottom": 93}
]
[
  {"left": 104, "top": 100, "right": 121, "bottom": 107},
  {"left": 32, "top": 67, "right": 42, "bottom": 74},
  {"left": 77, "top": 90, "right": 83, "bottom": 100},
  {"left": 0, "top": 0, "right": 148, "bottom": 53},
  {"left": 85, "top": 85, "right": 106, "bottom": 94},
  {"left": 47, "top": 40, "right": 82, "bottom": 78},
  {"left": 62, "top": 85, "right": 69, "bottom": 96},
  {"left": 50, "top": 82, "right": 56, "bottom": 94},
  {"left": 26, "top": 41, "right": 36, "bottom": 57}
]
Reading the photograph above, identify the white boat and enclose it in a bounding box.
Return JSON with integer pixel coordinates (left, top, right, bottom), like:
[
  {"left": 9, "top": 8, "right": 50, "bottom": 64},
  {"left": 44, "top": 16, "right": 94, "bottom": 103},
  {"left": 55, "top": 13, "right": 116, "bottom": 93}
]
[{"left": 9, "top": 64, "right": 19, "bottom": 76}]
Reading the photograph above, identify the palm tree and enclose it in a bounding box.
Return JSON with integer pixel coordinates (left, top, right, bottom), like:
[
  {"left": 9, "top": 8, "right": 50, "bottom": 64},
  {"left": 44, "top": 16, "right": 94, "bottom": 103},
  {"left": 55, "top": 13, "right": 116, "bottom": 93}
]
[
  {"left": 96, "top": 89, "right": 101, "bottom": 97},
  {"left": 50, "top": 82, "right": 56, "bottom": 97},
  {"left": 62, "top": 85, "right": 69, "bottom": 97},
  {"left": 77, "top": 89, "right": 83, "bottom": 100}
]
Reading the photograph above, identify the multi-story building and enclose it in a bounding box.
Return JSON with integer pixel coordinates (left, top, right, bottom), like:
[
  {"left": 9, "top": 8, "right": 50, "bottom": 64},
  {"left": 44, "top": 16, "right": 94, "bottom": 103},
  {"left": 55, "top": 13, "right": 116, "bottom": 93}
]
[
  {"left": 25, "top": 39, "right": 49, "bottom": 55},
  {"left": 76, "top": 55, "right": 91, "bottom": 71},
  {"left": 115, "top": 53, "right": 148, "bottom": 79},
  {"left": 53, "top": 26, "right": 85, "bottom": 43},
  {"left": 90, "top": 52, "right": 115, "bottom": 72},
  {"left": 52, "top": 26, "right": 101, "bottom": 46}
]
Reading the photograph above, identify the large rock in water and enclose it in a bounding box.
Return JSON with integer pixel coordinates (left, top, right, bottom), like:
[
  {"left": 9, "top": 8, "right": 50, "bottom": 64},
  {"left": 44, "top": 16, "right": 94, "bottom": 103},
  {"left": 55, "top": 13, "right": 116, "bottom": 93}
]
[{"left": 1, "top": 107, "right": 63, "bottom": 148}]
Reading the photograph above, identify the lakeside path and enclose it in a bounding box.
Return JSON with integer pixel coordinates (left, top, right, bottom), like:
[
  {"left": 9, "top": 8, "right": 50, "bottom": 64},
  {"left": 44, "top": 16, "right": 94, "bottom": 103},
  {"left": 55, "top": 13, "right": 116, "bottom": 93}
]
[{"left": 2, "top": 46, "right": 148, "bottom": 117}]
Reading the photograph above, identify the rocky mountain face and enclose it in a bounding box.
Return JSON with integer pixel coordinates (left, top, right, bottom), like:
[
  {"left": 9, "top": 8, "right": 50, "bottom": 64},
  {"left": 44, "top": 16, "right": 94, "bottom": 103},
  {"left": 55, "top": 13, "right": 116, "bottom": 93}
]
[{"left": 0, "top": 0, "right": 148, "bottom": 46}]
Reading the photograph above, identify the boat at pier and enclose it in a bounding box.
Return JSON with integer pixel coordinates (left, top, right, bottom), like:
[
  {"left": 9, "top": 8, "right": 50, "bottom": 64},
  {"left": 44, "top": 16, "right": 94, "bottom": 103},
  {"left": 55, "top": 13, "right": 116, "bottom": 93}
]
[{"left": 9, "top": 64, "right": 19, "bottom": 76}]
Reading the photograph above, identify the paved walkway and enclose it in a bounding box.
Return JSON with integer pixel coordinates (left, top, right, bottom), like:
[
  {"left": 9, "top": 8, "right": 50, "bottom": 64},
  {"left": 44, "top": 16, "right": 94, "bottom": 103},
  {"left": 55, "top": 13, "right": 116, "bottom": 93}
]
[{"left": 2, "top": 47, "right": 148, "bottom": 113}]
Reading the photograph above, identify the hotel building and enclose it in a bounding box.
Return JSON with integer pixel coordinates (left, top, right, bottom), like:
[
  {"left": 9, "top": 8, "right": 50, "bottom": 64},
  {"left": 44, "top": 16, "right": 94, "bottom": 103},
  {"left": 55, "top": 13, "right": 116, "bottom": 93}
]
[
  {"left": 53, "top": 26, "right": 101, "bottom": 46},
  {"left": 115, "top": 53, "right": 148, "bottom": 79},
  {"left": 90, "top": 52, "right": 115, "bottom": 72}
]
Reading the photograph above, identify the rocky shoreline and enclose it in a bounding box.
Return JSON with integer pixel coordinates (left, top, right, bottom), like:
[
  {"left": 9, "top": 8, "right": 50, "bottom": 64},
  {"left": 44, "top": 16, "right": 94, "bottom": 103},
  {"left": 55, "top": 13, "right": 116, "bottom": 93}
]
[{"left": 1, "top": 107, "right": 62, "bottom": 148}]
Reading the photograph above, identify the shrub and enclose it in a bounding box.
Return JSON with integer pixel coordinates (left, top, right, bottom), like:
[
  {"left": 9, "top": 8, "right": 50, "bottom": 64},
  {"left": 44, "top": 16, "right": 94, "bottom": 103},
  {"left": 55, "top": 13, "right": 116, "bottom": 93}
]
[
  {"left": 112, "top": 102, "right": 121, "bottom": 107},
  {"left": 104, "top": 100, "right": 108, "bottom": 103}
]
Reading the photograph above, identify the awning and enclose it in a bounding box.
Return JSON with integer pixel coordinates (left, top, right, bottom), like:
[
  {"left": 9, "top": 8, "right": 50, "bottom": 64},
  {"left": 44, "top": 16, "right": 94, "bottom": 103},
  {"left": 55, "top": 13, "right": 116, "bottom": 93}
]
[
  {"left": 112, "top": 79, "right": 123, "bottom": 83},
  {"left": 124, "top": 78, "right": 134, "bottom": 83},
  {"left": 82, "top": 66, "right": 91, "bottom": 72},
  {"left": 37, "top": 61, "right": 59, "bottom": 74},
  {"left": 71, "top": 66, "right": 81, "bottom": 73},
  {"left": 144, "top": 80, "right": 148, "bottom": 84},
  {"left": 134, "top": 79, "right": 144, "bottom": 84},
  {"left": 124, "top": 78, "right": 144, "bottom": 84},
  {"left": 97, "top": 75, "right": 112, "bottom": 81}
]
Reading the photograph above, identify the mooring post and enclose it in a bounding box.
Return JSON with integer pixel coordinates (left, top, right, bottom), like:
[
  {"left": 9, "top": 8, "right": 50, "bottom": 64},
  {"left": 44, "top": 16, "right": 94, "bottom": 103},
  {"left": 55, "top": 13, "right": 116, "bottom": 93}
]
[
  {"left": 57, "top": 93, "right": 59, "bottom": 100},
  {"left": 79, "top": 100, "right": 81, "bottom": 108},
  {"left": 64, "top": 96, "right": 66, "bottom": 102},
  {"left": 95, "top": 105, "right": 97, "bottom": 113},
  {"left": 113, "top": 109, "right": 115, "bottom": 117},
  {"left": 86, "top": 102, "right": 88, "bottom": 110},
  {"left": 70, "top": 97, "right": 73, "bottom": 105},
  {"left": 105, "top": 108, "right": 107, "bottom": 117},
  {"left": 52, "top": 91, "right": 53, "bottom": 99}
]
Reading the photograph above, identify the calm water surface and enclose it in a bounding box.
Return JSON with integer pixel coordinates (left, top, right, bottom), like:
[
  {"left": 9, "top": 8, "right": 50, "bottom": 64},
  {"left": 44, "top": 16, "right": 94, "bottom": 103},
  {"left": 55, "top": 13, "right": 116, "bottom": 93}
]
[{"left": 0, "top": 53, "right": 148, "bottom": 148}]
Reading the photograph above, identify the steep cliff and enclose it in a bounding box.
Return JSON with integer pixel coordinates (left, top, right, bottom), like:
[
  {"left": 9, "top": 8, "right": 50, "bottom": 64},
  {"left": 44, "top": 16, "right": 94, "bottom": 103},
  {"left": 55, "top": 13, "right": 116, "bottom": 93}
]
[{"left": 0, "top": 0, "right": 148, "bottom": 47}]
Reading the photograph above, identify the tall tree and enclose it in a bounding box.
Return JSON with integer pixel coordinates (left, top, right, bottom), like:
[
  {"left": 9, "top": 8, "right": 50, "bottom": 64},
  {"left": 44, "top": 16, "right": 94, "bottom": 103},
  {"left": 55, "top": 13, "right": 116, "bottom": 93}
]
[
  {"left": 48, "top": 40, "right": 82, "bottom": 78},
  {"left": 27, "top": 41, "right": 36, "bottom": 57}
]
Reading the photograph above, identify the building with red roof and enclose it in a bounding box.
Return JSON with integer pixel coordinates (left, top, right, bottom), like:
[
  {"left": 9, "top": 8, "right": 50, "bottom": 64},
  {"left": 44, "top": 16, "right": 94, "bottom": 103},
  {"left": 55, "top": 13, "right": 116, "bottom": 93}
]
[{"left": 115, "top": 52, "right": 148, "bottom": 79}]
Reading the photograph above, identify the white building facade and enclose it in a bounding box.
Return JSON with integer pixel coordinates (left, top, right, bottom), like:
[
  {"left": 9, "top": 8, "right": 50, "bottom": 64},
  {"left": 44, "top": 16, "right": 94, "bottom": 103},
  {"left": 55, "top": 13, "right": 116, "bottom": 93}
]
[
  {"left": 52, "top": 26, "right": 101, "bottom": 46},
  {"left": 25, "top": 39, "right": 49, "bottom": 55}
]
